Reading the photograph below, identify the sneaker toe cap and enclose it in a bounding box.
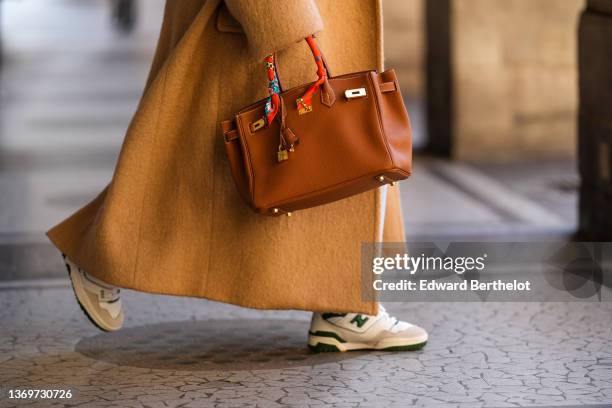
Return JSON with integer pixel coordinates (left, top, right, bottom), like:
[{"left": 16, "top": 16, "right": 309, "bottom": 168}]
[{"left": 395, "top": 324, "right": 428, "bottom": 341}]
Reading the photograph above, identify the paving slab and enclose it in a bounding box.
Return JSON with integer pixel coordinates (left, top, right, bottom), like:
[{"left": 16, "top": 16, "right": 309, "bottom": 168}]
[{"left": 1, "top": 285, "right": 612, "bottom": 407}]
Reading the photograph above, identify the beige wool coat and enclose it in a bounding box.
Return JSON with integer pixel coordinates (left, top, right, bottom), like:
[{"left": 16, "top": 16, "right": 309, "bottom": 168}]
[{"left": 47, "top": 0, "right": 406, "bottom": 315}]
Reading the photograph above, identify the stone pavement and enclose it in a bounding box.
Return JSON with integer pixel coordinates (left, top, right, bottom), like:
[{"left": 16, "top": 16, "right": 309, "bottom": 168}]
[
  {"left": 400, "top": 158, "right": 577, "bottom": 241},
  {"left": 2, "top": 285, "right": 612, "bottom": 408}
]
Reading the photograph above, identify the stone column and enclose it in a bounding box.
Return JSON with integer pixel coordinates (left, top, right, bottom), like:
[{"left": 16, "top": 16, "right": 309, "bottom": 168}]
[
  {"left": 426, "top": 0, "right": 583, "bottom": 161},
  {"left": 383, "top": 0, "right": 424, "bottom": 99},
  {"left": 578, "top": 0, "right": 612, "bottom": 240}
]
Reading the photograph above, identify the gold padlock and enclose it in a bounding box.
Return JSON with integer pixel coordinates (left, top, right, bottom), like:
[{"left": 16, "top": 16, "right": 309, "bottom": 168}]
[{"left": 277, "top": 146, "right": 289, "bottom": 162}]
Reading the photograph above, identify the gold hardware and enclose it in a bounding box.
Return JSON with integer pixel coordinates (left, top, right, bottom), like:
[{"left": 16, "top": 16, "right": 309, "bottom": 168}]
[
  {"left": 297, "top": 98, "right": 313, "bottom": 115},
  {"left": 277, "top": 145, "right": 289, "bottom": 162},
  {"left": 289, "top": 145, "right": 295, "bottom": 152},
  {"left": 299, "top": 105, "right": 313, "bottom": 115},
  {"left": 286, "top": 212, "right": 293, "bottom": 217},
  {"left": 345, "top": 88, "right": 367, "bottom": 99},
  {"left": 377, "top": 175, "right": 385, "bottom": 183},
  {"left": 251, "top": 118, "right": 266, "bottom": 132}
]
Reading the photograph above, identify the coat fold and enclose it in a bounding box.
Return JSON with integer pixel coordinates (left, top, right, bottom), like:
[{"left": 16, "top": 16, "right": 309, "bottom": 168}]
[{"left": 224, "top": 0, "right": 324, "bottom": 59}]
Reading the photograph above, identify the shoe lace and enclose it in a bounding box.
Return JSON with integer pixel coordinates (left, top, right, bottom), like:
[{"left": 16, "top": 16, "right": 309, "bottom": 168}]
[
  {"left": 377, "top": 305, "right": 411, "bottom": 333},
  {"left": 83, "top": 270, "right": 120, "bottom": 302},
  {"left": 107, "top": 288, "right": 121, "bottom": 302},
  {"left": 378, "top": 305, "right": 396, "bottom": 325},
  {"left": 98, "top": 287, "right": 120, "bottom": 302}
]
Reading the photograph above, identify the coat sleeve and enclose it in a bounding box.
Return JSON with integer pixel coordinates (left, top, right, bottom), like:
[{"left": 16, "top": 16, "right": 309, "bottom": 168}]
[{"left": 224, "top": 0, "right": 324, "bottom": 60}]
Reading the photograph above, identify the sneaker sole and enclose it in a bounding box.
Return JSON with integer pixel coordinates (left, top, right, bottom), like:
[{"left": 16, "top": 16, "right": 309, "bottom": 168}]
[
  {"left": 64, "top": 257, "right": 121, "bottom": 332},
  {"left": 308, "top": 333, "right": 428, "bottom": 353}
]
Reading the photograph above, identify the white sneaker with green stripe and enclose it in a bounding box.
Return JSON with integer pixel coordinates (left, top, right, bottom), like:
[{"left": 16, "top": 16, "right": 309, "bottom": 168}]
[{"left": 308, "top": 305, "right": 428, "bottom": 352}]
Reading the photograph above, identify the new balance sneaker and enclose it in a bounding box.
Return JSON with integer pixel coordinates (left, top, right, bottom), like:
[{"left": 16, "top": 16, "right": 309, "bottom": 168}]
[
  {"left": 308, "top": 305, "right": 427, "bottom": 352},
  {"left": 63, "top": 255, "right": 124, "bottom": 332}
]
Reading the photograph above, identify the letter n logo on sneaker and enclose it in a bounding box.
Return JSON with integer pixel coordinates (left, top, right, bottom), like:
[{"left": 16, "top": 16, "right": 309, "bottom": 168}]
[{"left": 350, "top": 315, "right": 369, "bottom": 328}]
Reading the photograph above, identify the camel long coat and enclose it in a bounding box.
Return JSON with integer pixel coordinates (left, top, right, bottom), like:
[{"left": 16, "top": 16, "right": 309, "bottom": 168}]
[{"left": 47, "top": 0, "right": 406, "bottom": 315}]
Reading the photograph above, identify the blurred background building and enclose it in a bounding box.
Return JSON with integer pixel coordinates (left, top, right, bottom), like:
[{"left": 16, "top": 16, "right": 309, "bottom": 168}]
[{"left": 387, "top": 0, "right": 612, "bottom": 242}]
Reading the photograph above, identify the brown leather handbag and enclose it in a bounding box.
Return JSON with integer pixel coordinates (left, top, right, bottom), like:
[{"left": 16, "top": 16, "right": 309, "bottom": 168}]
[{"left": 220, "top": 37, "right": 413, "bottom": 216}]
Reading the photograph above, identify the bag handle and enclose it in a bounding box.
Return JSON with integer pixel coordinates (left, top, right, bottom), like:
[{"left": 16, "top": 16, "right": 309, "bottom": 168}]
[
  {"left": 264, "top": 36, "right": 336, "bottom": 124},
  {"left": 263, "top": 36, "right": 336, "bottom": 161},
  {"left": 297, "top": 36, "right": 336, "bottom": 114}
]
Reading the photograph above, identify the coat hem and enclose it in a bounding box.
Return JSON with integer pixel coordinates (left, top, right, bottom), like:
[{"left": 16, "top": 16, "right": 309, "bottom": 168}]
[{"left": 46, "top": 229, "right": 377, "bottom": 315}]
